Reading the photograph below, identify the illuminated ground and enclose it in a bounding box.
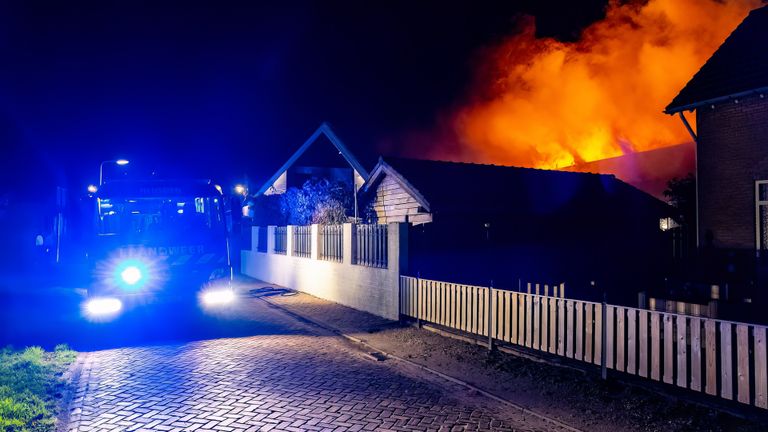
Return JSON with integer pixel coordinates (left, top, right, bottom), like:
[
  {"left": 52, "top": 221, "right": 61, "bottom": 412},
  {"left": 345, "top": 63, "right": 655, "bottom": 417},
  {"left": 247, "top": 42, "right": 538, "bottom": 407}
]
[{"left": 0, "top": 282, "right": 562, "bottom": 431}]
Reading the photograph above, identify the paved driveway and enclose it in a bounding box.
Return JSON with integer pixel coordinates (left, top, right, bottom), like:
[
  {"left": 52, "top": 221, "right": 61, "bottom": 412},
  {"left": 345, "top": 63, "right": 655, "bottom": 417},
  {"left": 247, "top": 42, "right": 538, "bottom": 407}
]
[{"left": 67, "top": 293, "right": 561, "bottom": 432}]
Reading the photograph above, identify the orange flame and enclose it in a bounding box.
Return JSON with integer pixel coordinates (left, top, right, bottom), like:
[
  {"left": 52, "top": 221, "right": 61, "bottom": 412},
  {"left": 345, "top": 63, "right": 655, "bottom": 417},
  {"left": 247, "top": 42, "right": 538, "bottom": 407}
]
[{"left": 447, "top": 0, "right": 761, "bottom": 170}]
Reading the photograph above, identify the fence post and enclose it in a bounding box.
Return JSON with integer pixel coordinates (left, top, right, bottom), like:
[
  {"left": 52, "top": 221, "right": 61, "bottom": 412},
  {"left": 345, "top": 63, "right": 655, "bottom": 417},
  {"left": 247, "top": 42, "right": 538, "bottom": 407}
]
[
  {"left": 310, "top": 224, "right": 320, "bottom": 260},
  {"left": 267, "top": 226, "right": 276, "bottom": 254},
  {"left": 286, "top": 225, "right": 294, "bottom": 257},
  {"left": 488, "top": 281, "right": 495, "bottom": 351},
  {"left": 601, "top": 285, "right": 608, "bottom": 380},
  {"left": 251, "top": 226, "right": 259, "bottom": 252},
  {"left": 416, "top": 272, "right": 422, "bottom": 328},
  {"left": 342, "top": 223, "right": 353, "bottom": 265}
]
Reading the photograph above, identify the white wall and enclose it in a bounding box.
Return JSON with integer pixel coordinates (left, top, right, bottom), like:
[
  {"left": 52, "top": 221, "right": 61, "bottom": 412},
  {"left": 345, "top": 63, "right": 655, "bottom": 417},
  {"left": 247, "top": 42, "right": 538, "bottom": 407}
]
[{"left": 241, "top": 223, "right": 407, "bottom": 320}]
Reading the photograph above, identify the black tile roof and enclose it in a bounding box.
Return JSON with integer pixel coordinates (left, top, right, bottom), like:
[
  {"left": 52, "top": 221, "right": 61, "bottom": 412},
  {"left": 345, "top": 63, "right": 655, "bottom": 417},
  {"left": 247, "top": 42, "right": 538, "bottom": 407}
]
[
  {"left": 666, "top": 5, "right": 768, "bottom": 113},
  {"left": 379, "top": 157, "right": 670, "bottom": 218}
]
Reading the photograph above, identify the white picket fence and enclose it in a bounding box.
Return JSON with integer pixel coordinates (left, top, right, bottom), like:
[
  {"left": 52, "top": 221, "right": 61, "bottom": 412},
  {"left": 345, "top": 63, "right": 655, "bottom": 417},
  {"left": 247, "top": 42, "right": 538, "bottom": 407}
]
[{"left": 399, "top": 276, "right": 768, "bottom": 410}]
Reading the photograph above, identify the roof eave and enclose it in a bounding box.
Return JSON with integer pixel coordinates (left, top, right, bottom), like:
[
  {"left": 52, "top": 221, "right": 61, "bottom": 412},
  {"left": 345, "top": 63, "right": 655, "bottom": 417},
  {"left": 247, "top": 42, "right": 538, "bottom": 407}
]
[{"left": 665, "top": 85, "right": 768, "bottom": 114}]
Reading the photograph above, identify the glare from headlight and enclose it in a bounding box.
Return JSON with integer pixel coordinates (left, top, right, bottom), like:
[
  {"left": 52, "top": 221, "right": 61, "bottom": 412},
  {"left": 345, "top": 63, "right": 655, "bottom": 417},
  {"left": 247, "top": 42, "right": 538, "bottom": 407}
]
[
  {"left": 85, "top": 297, "right": 123, "bottom": 316},
  {"left": 120, "top": 266, "right": 142, "bottom": 285},
  {"left": 201, "top": 289, "right": 235, "bottom": 306}
]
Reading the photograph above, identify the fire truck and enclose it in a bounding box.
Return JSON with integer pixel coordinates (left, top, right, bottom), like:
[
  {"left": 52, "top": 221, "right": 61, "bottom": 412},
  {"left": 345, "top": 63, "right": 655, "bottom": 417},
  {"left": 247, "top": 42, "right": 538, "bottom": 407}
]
[{"left": 82, "top": 179, "right": 235, "bottom": 317}]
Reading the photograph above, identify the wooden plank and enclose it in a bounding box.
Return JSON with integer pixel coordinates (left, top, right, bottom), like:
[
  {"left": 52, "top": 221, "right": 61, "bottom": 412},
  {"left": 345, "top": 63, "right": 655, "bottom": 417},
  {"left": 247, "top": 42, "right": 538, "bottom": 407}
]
[
  {"left": 627, "top": 309, "right": 636, "bottom": 375},
  {"left": 585, "top": 304, "right": 593, "bottom": 363},
  {"left": 575, "top": 302, "right": 583, "bottom": 361},
  {"left": 755, "top": 326, "right": 768, "bottom": 409},
  {"left": 705, "top": 319, "right": 717, "bottom": 396},
  {"left": 594, "top": 303, "right": 602, "bottom": 366},
  {"left": 663, "top": 313, "right": 674, "bottom": 384},
  {"left": 566, "top": 300, "right": 574, "bottom": 358},
  {"left": 677, "top": 316, "right": 688, "bottom": 388},
  {"left": 690, "top": 318, "right": 702, "bottom": 392},
  {"left": 616, "top": 308, "right": 625, "bottom": 372},
  {"left": 541, "top": 297, "right": 549, "bottom": 352},
  {"left": 526, "top": 294, "right": 532, "bottom": 348},
  {"left": 461, "top": 285, "right": 468, "bottom": 332},
  {"left": 504, "top": 291, "right": 511, "bottom": 342},
  {"left": 721, "top": 322, "right": 733, "bottom": 400},
  {"left": 533, "top": 296, "right": 541, "bottom": 350},
  {"left": 606, "top": 306, "right": 615, "bottom": 369},
  {"left": 639, "top": 310, "right": 648, "bottom": 377},
  {"left": 549, "top": 296, "right": 557, "bottom": 354},
  {"left": 518, "top": 293, "right": 525, "bottom": 346},
  {"left": 512, "top": 293, "right": 519, "bottom": 344},
  {"left": 736, "top": 324, "right": 749, "bottom": 404},
  {"left": 558, "top": 299, "right": 566, "bottom": 356},
  {"left": 651, "top": 312, "right": 661, "bottom": 381}
]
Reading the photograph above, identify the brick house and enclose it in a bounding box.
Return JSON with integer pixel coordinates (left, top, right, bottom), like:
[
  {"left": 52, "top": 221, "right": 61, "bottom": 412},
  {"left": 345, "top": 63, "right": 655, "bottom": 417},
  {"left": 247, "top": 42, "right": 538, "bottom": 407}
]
[{"left": 666, "top": 5, "right": 768, "bottom": 252}]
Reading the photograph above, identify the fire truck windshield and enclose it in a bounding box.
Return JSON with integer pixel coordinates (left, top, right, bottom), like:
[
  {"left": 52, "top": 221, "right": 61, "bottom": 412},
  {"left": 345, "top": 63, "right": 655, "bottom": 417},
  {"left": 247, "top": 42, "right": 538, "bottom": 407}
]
[{"left": 97, "top": 196, "right": 224, "bottom": 241}]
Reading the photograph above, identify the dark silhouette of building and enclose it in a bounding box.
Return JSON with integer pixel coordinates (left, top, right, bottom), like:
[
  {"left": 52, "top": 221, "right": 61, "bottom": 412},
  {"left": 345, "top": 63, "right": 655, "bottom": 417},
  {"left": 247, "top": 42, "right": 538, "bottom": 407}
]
[{"left": 362, "top": 157, "right": 673, "bottom": 303}]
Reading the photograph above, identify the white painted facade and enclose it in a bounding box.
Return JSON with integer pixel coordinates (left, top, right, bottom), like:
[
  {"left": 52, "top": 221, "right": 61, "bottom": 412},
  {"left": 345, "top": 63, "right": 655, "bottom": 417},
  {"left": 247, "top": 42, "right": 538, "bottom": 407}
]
[{"left": 241, "top": 223, "right": 407, "bottom": 320}]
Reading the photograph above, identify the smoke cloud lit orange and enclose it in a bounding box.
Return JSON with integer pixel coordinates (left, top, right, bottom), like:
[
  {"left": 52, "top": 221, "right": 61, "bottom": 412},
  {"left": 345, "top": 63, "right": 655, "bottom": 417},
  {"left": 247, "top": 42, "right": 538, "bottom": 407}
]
[{"left": 448, "top": 0, "right": 761, "bottom": 170}]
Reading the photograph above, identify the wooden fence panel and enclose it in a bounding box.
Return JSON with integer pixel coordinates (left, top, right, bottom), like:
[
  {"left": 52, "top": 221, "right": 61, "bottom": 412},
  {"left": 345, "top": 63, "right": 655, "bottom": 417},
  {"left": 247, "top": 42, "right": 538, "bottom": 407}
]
[
  {"left": 594, "top": 303, "right": 603, "bottom": 366},
  {"left": 617, "top": 308, "right": 626, "bottom": 372},
  {"left": 639, "top": 310, "right": 648, "bottom": 378},
  {"left": 512, "top": 293, "right": 519, "bottom": 345},
  {"left": 480, "top": 288, "right": 488, "bottom": 337},
  {"left": 606, "top": 306, "right": 615, "bottom": 369},
  {"left": 539, "top": 296, "right": 549, "bottom": 351},
  {"left": 566, "top": 300, "right": 574, "bottom": 358},
  {"left": 518, "top": 293, "right": 525, "bottom": 346},
  {"left": 504, "top": 291, "right": 511, "bottom": 343},
  {"left": 736, "top": 324, "right": 749, "bottom": 404},
  {"left": 651, "top": 312, "right": 661, "bottom": 381},
  {"left": 755, "top": 326, "right": 768, "bottom": 409},
  {"left": 721, "top": 322, "right": 733, "bottom": 400},
  {"left": 585, "top": 304, "right": 593, "bottom": 363},
  {"left": 690, "top": 318, "right": 702, "bottom": 392},
  {"left": 705, "top": 320, "right": 717, "bottom": 396},
  {"left": 627, "top": 308, "right": 637, "bottom": 375},
  {"left": 575, "top": 302, "right": 584, "bottom": 361},
  {"left": 549, "top": 297, "right": 557, "bottom": 354},
  {"left": 533, "top": 296, "right": 541, "bottom": 350},
  {"left": 558, "top": 299, "right": 566, "bottom": 356},
  {"left": 677, "top": 316, "right": 688, "bottom": 388},
  {"left": 526, "top": 294, "right": 533, "bottom": 348},
  {"left": 664, "top": 313, "right": 674, "bottom": 385}
]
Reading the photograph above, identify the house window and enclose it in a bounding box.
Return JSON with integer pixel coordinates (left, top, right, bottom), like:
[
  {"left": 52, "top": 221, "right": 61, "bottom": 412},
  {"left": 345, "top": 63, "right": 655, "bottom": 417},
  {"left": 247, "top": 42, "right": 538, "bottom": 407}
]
[{"left": 755, "top": 181, "right": 768, "bottom": 250}]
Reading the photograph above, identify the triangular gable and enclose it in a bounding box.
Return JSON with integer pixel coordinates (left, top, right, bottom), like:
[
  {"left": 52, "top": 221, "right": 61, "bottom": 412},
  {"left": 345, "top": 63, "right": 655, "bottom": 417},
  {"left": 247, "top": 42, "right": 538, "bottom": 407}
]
[
  {"left": 256, "top": 122, "right": 370, "bottom": 196},
  {"left": 363, "top": 157, "right": 431, "bottom": 213}
]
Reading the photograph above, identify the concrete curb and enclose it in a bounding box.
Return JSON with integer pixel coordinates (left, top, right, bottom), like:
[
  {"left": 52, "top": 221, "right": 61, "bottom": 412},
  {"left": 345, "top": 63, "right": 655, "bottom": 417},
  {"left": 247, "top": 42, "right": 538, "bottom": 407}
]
[{"left": 257, "top": 294, "right": 584, "bottom": 432}]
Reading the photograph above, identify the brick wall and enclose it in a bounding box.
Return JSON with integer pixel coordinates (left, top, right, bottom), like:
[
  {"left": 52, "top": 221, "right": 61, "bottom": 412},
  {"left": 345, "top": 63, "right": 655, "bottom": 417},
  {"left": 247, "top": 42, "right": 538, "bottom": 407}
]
[
  {"left": 241, "top": 223, "right": 407, "bottom": 320},
  {"left": 697, "top": 94, "right": 768, "bottom": 249}
]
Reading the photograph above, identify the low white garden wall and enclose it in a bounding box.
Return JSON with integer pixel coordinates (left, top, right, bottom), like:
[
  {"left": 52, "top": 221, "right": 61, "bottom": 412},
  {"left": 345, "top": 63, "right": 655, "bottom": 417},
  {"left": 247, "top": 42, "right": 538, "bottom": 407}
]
[{"left": 241, "top": 223, "right": 407, "bottom": 320}]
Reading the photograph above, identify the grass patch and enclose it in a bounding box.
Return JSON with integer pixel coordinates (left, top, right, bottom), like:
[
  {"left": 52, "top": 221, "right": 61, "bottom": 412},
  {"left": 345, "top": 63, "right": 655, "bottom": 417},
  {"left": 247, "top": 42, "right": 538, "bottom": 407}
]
[{"left": 0, "top": 345, "right": 77, "bottom": 432}]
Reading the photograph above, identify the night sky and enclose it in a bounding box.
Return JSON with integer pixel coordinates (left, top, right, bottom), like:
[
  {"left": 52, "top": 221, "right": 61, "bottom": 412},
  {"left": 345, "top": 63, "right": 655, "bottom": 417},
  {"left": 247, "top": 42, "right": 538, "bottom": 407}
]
[{"left": 0, "top": 0, "right": 606, "bottom": 193}]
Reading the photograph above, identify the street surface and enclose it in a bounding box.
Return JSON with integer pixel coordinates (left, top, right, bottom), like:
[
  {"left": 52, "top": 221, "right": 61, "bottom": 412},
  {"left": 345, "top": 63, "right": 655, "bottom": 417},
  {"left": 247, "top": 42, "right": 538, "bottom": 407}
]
[{"left": 1, "top": 279, "right": 565, "bottom": 431}]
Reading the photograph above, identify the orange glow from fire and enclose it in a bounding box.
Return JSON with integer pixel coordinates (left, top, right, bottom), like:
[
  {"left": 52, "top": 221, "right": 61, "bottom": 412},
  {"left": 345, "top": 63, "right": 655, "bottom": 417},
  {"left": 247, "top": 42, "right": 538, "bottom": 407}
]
[{"left": 448, "top": 0, "right": 760, "bottom": 169}]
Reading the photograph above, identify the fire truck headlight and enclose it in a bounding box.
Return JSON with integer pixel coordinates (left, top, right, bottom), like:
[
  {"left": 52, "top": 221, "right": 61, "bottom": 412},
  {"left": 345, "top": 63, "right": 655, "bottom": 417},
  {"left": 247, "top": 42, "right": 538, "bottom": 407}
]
[
  {"left": 114, "top": 259, "right": 149, "bottom": 290},
  {"left": 85, "top": 297, "right": 123, "bottom": 316},
  {"left": 121, "top": 266, "right": 142, "bottom": 285},
  {"left": 201, "top": 288, "right": 235, "bottom": 307}
]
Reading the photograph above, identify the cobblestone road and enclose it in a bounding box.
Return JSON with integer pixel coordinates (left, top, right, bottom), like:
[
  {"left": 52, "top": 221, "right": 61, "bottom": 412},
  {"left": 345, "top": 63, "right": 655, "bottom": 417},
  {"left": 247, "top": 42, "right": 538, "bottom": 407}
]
[{"left": 67, "top": 295, "right": 563, "bottom": 431}]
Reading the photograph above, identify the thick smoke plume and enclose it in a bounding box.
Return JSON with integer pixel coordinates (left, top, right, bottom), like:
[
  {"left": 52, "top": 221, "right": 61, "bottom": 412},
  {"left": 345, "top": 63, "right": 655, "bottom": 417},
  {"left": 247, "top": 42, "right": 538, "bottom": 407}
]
[{"left": 438, "top": 0, "right": 760, "bottom": 170}]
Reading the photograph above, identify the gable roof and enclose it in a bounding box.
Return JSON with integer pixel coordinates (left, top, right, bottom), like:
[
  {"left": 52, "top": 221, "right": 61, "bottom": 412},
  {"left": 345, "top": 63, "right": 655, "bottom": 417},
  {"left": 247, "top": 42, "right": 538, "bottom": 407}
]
[
  {"left": 666, "top": 5, "right": 768, "bottom": 114},
  {"left": 366, "top": 157, "right": 671, "bottom": 218},
  {"left": 255, "top": 122, "right": 370, "bottom": 196}
]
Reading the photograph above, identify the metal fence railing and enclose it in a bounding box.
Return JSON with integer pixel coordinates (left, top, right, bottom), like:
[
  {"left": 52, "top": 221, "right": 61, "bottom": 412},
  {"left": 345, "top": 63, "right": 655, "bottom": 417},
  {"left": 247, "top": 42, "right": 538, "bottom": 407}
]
[
  {"left": 292, "top": 225, "right": 311, "bottom": 258},
  {"left": 400, "top": 276, "right": 768, "bottom": 411},
  {"left": 320, "top": 225, "right": 343, "bottom": 262},
  {"left": 256, "top": 226, "right": 268, "bottom": 252},
  {"left": 354, "top": 224, "right": 388, "bottom": 268},
  {"left": 273, "top": 226, "right": 287, "bottom": 254}
]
